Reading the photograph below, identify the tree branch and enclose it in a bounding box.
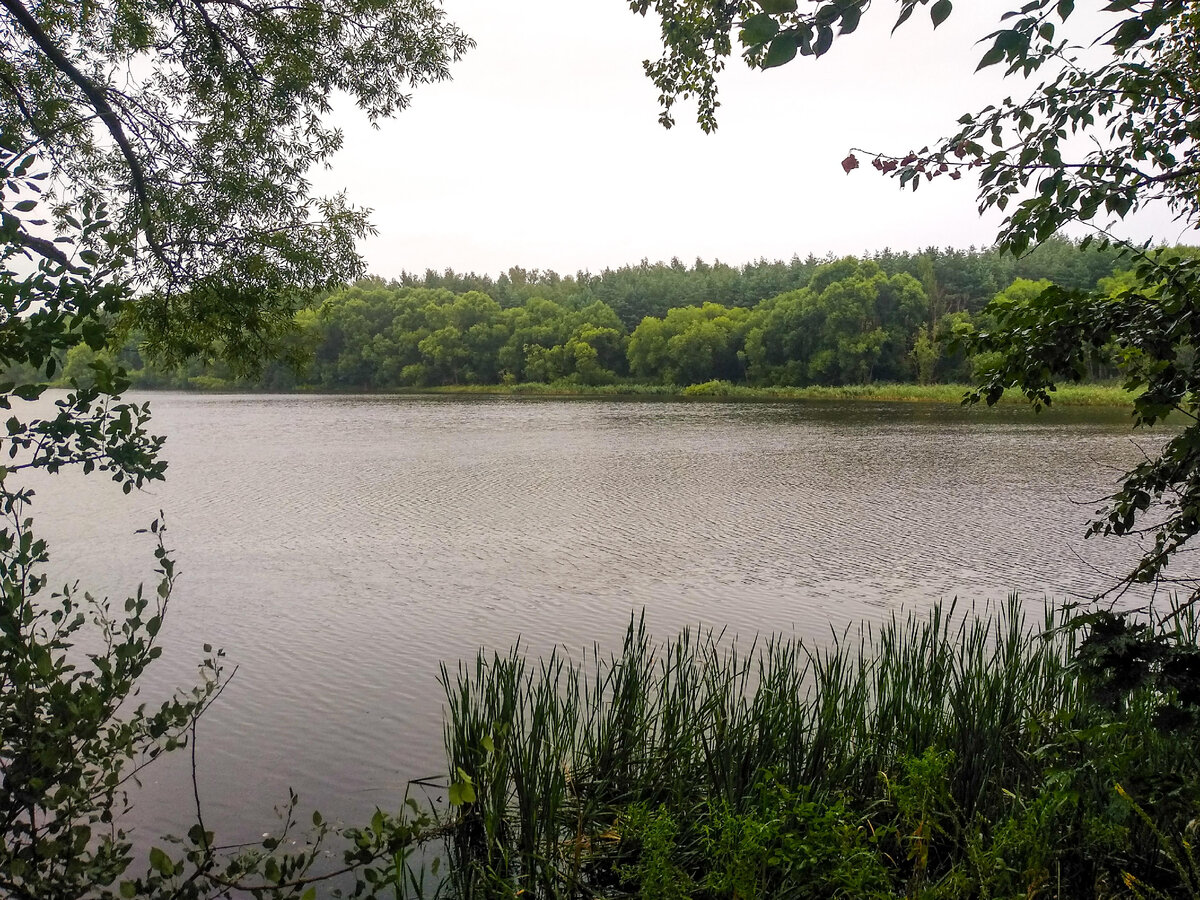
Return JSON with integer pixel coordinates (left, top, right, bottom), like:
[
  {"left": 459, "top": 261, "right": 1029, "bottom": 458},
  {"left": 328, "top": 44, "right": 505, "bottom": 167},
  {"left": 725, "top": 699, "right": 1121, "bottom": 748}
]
[
  {"left": 0, "top": 0, "right": 166, "bottom": 261},
  {"left": 8, "top": 229, "right": 71, "bottom": 268}
]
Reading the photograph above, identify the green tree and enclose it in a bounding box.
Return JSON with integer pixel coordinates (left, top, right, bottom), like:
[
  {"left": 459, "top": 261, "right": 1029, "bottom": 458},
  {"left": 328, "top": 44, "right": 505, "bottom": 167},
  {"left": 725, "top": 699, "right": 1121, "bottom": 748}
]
[
  {"left": 1, "top": 0, "right": 472, "bottom": 368},
  {"left": 498, "top": 297, "right": 575, "bottom": 382},
  {"left": 627, "top": 315, "right": 671, "bottom": 381},
  {"left": 60, "top": 342, "right": 113, "bottom": 386},
  {"left": 910, "top": 326, "right": 939, "bottom": 385},
  {"left": 633, "top": 0, "right": 1200, "bottom": 603},
  {"left": 0, "top": 0, "right": 473, "bottom": 893},
  {"left": 628, "top": 302, "right": 750, "bottom": 385},
  {"left": 418, "top": 325, "right": 470, "bottom": 385},
  {"left": 565, "top": 324, "right": 624, "bottom": 385},
  {"left": 990, "top": 278, "right": 1055, "bottom": 312},
  {"left": 450, "top": 291, "right": 508, "bottom": 383},
  {"left": 744, "top": 260, "right": 925, "bottom": 386}
]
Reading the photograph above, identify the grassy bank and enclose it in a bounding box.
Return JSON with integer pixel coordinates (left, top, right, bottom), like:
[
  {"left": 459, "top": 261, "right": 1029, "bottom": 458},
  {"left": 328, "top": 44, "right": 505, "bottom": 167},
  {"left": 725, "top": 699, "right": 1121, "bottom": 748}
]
[
  {"left": 431, "top": 600, "right": 1200, "bottom": 898},
  {"left": 90, "top": 374, "right": 1137, "bottom": 406},
  {"left": 399, "top": 380, "right": 1137, "bottom": 407}
]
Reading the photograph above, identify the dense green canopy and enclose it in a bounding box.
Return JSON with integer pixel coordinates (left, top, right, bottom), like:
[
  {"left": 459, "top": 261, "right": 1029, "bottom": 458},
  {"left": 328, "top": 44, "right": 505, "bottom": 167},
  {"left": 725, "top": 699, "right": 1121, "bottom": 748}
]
[
  {"left": 0, "top": 0, "right": 472, "bottom": 367},
  {"left": 72, "top": 241, "right": 1143, "bottom": 392}
]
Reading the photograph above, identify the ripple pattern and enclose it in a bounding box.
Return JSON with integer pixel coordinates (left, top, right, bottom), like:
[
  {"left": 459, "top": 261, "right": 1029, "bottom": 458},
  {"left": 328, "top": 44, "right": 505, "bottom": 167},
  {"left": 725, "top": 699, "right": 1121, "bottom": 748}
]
[{"left": 21, "top": 392, "right": 1162, "bottom": 843}]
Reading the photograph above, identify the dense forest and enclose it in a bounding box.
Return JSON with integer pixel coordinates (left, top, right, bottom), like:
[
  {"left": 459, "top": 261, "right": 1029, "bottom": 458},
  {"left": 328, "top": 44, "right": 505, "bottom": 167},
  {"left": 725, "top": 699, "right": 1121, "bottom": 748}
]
[{"left": 46, "top": 238, "right": 1134, "bottom": 391}]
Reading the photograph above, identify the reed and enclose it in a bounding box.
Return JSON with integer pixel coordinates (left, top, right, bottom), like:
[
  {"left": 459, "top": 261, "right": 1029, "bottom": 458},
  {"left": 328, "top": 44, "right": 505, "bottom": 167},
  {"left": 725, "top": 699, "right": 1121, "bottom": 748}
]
[
  {"left": 435, "top": 599, "right": 1200, "bottom": 898},
  {"left": 409, "top": 380, "right": 1137, "bottom": 407}
]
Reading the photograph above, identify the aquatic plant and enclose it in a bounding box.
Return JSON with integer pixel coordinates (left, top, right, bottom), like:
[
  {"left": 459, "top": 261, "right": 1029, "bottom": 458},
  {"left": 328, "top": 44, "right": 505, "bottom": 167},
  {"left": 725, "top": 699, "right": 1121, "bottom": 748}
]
[{"left": 436, "top": 598, "right": 1200, "bottom": 898}]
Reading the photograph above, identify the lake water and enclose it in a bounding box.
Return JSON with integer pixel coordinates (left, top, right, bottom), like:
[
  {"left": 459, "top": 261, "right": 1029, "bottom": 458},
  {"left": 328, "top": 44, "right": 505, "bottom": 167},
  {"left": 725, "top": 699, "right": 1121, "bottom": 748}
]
[{"left": 22, "top": 392, "right": 1163, "bottom": 846}]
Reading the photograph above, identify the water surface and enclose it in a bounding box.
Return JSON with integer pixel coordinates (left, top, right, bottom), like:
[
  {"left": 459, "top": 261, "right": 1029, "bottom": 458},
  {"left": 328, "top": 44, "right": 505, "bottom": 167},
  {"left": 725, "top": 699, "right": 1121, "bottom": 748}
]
[{"left": 25, "top": 392, "right": 1161, "bottom": 842}]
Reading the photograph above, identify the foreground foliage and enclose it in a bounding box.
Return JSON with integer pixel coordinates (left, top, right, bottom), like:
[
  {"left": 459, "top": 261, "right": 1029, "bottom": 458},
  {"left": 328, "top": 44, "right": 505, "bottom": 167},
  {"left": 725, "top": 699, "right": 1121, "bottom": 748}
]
[
  {"left": 0, "top": 0, "right": 474, "bottom": 893},
  {"left": 0, "top": 155, "right": 452, "bottom": 899},
  {"left": 437, "top": 601, "right": 1200, "bottom": 899}
]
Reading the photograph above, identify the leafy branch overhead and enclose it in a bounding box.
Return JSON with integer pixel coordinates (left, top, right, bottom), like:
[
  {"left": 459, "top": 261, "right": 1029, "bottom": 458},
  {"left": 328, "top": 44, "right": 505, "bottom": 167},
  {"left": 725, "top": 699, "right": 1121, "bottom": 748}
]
[
  {"left": 0, "top": 0, "right": 476, "bottom": 895},
  {"left": 634, "top": 0, "right": 1200, "bottom": 606},
  {"left": 0, "top": 0, "right": 474, "bottom": 370},
  {"left": 635, "top": 0, "right": 1197, "bottom": 253},
  {"left": 630, "top": 0, "right": 954, "bottom": 132}
]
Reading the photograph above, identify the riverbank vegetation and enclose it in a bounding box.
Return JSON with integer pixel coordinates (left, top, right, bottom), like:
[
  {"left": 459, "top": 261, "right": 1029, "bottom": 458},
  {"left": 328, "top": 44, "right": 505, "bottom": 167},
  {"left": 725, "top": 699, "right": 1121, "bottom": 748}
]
[
  {"left": 429, "top": 599, "right": 1200, "bottom": 899},
  {"left": 387, "top": 380, "right": 1137, "bottom": 406},
  {"left": 39, "top": 239, "right": 1163, "bottom": 399}
]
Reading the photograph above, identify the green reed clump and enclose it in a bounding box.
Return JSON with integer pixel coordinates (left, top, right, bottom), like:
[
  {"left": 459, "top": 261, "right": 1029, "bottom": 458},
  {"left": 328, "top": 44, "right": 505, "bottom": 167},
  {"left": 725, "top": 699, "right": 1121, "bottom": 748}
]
[
  {"left": 436, "top": 598, "right": 1200, "bottom": 898},
  {"left": 415, "top": 380, "right": 1137, "bottom": 406}
]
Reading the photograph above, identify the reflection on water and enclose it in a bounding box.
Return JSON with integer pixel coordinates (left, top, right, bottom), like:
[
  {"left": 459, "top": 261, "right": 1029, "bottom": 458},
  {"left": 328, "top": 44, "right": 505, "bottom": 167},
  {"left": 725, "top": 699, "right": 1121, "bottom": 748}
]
[{"left": 23, "top": 392, "right": 1160, "bottom": 843}]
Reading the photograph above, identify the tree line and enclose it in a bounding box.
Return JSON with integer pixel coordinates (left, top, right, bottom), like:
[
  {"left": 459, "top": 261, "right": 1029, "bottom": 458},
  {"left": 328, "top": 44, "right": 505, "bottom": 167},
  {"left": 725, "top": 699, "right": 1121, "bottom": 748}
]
[
  {"left": 62, "top": 239, "right": 1131, "bottom": 392},
  {"left": 397, "top": 236, "right": 1121, "bottom": 327}
]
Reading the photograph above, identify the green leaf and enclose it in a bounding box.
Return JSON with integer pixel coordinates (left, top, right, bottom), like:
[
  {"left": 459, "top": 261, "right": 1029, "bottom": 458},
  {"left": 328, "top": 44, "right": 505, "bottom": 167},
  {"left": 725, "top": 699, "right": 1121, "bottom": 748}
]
[
  {"left": 838, "top": 5, "right": 861, "bottom": 34},
  {"left": 481, "top": 734, "right": 495, "bottom": 753},
  {"left": 149, "top": 846, "right": 174, "bottom": 877},
  {"left": 813, "top": 24, "right": 833, "bottom": 56},
  {"left": 449, "top": 767, "right": 477, "bottom": 805},
  {"left": 13, "top": 199, "right": 36, "bottom": 212},
  {"left": 81, "top": 320, "right": 108, "bottom": 351},
  {"left": 1107, "top": 16, "right": 1146, "bottom": 50},
  {"left": 930, "top": 0, "right": 952, "bottom": 28},
  {"left": 762, "top": 32, "right": 798, "bottom": 68},
  {"left": 739, "top": 13, "right": 779, "bottom": 46},
  {"left": 892, "top": 2, "right": 916, "bottom": 32},
  {"left": 448, "top": 780, "right": 477, "bottom": 806},
  {"left": 976, "top": 41, "right": 1006, "bottom": 70},
  {"left": 757, "top": 0, "right": 797, "bottom": 13},
  {"left": 120, "top": 882, "right": 137, "bottom": 898}
]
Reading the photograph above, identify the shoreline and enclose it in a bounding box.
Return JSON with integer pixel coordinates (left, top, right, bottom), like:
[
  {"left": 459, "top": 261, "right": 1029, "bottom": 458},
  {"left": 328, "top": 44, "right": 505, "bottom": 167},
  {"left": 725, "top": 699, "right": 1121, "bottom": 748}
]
[
  {"left": 122, "top": 380, "right": 1136, "bottom": 407},
  {"left": 409, "top": 381, "right": 1136, "bottom": 406}
]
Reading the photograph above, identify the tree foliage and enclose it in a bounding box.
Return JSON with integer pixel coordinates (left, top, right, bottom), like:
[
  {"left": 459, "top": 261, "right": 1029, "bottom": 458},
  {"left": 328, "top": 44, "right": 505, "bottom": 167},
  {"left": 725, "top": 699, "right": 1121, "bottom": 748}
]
[
  {"left": 628, "top": 301, "right": 750, "bottom": 385},
  {"left": 79, "top": 244, "right": 1134, "bottom": 392},
  {"left": 0, "top": 0, "right": 473, "bottom": 893},
  {"left": 633, "top": 0, "right": 1200, "bottom": 604},
  {"left": 0, "top": 0, "right": 472, "bottom": 368},
  {"left": 389, "top": 238, "right": 1122, "bottom": 329},
  {"left": 743, "top": 260, "right": 925, "bottom": 386}
]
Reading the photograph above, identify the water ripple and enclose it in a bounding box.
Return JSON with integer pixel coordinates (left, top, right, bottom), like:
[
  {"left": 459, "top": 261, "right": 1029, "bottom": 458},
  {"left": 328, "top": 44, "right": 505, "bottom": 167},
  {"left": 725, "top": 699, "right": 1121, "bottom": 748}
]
[{"left": 21, "top": 392, "right": 1160, "bottom": 843}]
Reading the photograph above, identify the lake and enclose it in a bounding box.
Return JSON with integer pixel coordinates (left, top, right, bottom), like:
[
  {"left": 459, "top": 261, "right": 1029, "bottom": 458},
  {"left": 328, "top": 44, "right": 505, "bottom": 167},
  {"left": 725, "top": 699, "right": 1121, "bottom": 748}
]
[{"left": 23, "top": 392, "right": 1161, "bottom": 846}]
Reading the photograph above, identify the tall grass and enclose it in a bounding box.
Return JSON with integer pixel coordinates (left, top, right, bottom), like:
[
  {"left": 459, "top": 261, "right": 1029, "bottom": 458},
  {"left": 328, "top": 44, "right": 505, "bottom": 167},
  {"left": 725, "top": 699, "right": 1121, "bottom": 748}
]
[
  {"left": 677, "top": 380, "right": 1137, "bottom": 406},
  {"left": 432, "top": 598, "right": 1200, "bottom": 897},
  {"left": 410, "top": 380, "right": 1137, "bottom": 406}
]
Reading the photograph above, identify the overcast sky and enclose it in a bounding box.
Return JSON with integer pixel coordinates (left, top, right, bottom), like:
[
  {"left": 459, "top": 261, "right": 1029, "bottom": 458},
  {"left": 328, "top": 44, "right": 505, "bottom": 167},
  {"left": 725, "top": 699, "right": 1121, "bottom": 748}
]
[{"left": 310, "top": 0, "right": 1194, "bottom": 279}]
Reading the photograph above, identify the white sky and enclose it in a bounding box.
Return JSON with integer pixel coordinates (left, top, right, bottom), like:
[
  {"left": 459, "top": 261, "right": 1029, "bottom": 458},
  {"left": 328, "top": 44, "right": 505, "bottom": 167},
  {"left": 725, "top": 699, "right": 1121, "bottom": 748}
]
[{"left": 311, "top": 0, "right": 1195, "bottom": 279}]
